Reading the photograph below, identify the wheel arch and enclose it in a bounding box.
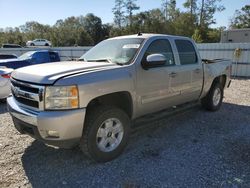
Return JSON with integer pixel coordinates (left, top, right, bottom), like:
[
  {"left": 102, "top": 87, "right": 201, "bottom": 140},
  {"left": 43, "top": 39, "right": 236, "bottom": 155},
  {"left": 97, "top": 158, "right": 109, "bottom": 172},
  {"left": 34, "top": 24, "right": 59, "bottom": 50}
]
[
  {"left": 211, "top": 74, "right": 227, "bottom": 89},
  {"left": 86, "top": 91, "right": 134, "bottom": 118}
]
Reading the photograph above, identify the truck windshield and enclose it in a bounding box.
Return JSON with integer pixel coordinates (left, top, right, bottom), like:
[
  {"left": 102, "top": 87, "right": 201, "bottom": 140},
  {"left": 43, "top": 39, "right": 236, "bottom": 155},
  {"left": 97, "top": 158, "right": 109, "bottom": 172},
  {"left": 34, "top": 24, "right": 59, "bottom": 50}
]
[
  {"left": 19, "top": 51, "right": 35, "bottom": 60},
  {"left": 79, "top": 38, "right": 144, "bottom": 65}
]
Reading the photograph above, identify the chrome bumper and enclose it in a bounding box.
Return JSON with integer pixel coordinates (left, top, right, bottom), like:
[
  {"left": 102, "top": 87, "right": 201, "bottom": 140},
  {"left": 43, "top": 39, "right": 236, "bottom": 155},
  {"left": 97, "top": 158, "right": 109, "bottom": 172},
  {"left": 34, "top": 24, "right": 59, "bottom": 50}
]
[{"left": 7, "top": 97, "right": 86, "bottom": 147}]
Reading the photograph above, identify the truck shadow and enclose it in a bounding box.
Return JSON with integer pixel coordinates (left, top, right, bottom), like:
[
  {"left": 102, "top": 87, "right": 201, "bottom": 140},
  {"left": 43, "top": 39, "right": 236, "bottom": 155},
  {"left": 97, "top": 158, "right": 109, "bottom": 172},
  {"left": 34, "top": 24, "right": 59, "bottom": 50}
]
[
  {"left": 21, "top": 102, "right": 250, "bottom": 187},
  {"left": 0, "top": 101, "right": 8, "bottom": 114}
]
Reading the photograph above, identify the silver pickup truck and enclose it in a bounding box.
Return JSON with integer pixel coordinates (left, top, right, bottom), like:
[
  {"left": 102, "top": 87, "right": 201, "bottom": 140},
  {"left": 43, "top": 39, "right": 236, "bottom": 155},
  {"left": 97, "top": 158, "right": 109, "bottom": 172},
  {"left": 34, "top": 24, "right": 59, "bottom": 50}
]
[{"left": 7, "top": 34, "right": 232, "bottom": 162}]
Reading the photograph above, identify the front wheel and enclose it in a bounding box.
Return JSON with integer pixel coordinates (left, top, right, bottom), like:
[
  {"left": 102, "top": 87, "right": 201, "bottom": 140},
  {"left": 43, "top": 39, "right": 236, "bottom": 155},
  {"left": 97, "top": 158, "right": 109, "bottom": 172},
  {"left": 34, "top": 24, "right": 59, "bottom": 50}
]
[
  {"left": 201, "top": 83, "right": 223, "bottom": 111},
  {"left": 0, "top": 98, "right": 6, "bottom": 103},
  {"left": 80, "top": 106, "right": 131, "bottom": 162}
]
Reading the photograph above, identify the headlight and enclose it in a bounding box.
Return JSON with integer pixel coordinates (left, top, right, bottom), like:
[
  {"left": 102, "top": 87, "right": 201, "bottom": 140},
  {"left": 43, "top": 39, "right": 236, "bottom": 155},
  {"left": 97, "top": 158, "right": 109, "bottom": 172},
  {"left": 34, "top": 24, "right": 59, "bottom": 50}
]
[{"left": 45, "top": 85, "right": 79, "bottom": 110}]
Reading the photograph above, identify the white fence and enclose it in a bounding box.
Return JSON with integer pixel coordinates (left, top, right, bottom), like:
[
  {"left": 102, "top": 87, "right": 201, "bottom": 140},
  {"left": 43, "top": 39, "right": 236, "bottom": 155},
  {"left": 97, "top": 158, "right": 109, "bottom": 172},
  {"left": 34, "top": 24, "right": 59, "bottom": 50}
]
[
  {"left": 1, "top": 43, "right": 250, "bottom": 77},
  {"left": 197, "top": 43, "right": 250, "bottom": 77}
]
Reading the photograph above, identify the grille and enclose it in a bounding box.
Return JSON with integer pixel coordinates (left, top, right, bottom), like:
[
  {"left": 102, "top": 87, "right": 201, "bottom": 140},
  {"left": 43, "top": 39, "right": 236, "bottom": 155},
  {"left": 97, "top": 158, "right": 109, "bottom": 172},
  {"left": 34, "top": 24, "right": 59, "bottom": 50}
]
[
  {"left": 13, "top": 95, "right": 39, "bottom": 108},
  {"left": 11, "top": 80, "right": 39, "bottom": 93},
  {"left": 11, "top": 79, "right": 44, "bottom": 110}
]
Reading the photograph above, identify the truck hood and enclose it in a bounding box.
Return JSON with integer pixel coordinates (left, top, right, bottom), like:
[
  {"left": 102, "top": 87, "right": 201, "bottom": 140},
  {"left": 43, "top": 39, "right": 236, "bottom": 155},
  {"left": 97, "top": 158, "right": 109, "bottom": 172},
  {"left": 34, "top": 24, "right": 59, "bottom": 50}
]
[
  {"left": 11, "top": 61, "right": 118, "bottom": 84},
  {"left": 0, "top": 59, "right": 26, "bottom": 69},
  {"left": 0, "top": 58, "right": 23, "bottom": 63}
]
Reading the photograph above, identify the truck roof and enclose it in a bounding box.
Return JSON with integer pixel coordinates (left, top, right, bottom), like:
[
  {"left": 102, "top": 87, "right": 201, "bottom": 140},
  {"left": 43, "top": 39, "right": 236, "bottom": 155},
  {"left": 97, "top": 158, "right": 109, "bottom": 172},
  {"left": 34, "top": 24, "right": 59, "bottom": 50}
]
[
  {"left": 25, "top": 50, "right": 58, "bottom": 53},
  {"left": 110, "top": 33, "right": 192, "bottom": 41}
]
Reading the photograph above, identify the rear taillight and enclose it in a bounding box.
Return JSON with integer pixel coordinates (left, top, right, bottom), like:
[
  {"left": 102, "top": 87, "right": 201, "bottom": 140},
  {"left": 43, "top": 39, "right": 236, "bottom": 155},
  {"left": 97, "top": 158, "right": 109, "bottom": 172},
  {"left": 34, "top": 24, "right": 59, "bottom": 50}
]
[{"left": 1, "top": 74, "right": 11, "bottom": 78}]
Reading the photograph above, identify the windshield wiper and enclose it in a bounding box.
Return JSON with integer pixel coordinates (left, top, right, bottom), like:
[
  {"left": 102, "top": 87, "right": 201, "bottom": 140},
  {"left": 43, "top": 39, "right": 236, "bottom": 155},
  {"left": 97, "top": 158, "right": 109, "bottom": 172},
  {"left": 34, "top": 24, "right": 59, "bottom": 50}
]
[
  {"left": 86, "top": 58, "right": 113, "bottom": 64},
  {"left": 78, "top": 58, "right": 86, "bottom": 61},
  {"left": 79, "top": 58, "right": 124, "bottom": 66}
]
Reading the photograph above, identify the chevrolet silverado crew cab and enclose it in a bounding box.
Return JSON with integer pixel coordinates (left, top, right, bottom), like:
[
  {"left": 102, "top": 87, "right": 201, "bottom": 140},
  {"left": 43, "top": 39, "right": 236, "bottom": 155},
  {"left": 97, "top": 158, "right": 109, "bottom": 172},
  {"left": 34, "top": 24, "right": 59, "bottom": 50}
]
[{"left": 7, "top": 34, "right": 232, "bottom": 162}]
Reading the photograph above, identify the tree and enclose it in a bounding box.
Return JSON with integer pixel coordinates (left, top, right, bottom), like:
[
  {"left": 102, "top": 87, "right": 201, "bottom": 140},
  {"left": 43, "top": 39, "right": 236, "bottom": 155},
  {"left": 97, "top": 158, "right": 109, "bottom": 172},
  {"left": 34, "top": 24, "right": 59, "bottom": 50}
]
[
  {"left": 230, "top": 5, "right": 250, "bottom": 29},
  {"left": 183, "top": 0, "right": 197, "bottom": 16},
  {"left": 112, "top": 0, "right": 125, "bottom": 28},
  {"left": 82, "top": 13, "right": 105, "bottom": 44},
  {"left": 192, "top": 28, "right": 203, "bottom": 43},
  {"left": 125, "top": 0, "right": 140, "bottom": 26},
  {"left": 207, "top": 28, "right": 221, "bottom": 43},
  {"left": 198, "top": 0, "right": 225, "bottom": 28},
  {"left": 0, "top": 1, "right": 228, "bottom": 45},
  {"left": 130, "top": 9, "right": 166, "bottom": 33},
  {"left": 162, "top": 0, "right": 177, "bottom": 21},
  {"left": 189, "top": 0, "right": 225, "bottom": 42},
  {"left": 51, "top": 16, "right": 94, "bottom": 46},
  {"left": 172, "top": 12, "right": 196, "bottom": 36},
  {"left": 52, "top": 16, "right": 92, "bottom": 46},
  {"left": 183, "top": 0, "right": 198, "bottom": 25}
]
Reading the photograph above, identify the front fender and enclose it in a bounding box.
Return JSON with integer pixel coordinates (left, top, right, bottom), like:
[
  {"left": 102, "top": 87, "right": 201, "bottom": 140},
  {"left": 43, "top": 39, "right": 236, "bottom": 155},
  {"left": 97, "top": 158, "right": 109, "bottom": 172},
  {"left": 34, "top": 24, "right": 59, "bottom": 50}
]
[{"left": 54, "top": 65, "right": 136, "bottom": 109}]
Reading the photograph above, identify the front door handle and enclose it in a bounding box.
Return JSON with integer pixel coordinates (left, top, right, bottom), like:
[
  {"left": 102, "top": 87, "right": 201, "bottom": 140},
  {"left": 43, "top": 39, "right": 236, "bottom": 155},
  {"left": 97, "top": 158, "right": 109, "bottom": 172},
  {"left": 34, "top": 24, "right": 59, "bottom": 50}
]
[{"left": 169, "top": 72, "right": 177, "bottom": 77}]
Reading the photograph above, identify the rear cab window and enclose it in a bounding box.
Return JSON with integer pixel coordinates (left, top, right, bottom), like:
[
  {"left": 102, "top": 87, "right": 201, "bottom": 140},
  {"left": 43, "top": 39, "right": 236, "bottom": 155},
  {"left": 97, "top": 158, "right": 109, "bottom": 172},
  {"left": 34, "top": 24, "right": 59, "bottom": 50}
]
[
  {"left": 175, "top": 39, "right": 198, "bottom": 65},
  {"left": 49, "top": 52, "right": 59, "bottom": 62}
]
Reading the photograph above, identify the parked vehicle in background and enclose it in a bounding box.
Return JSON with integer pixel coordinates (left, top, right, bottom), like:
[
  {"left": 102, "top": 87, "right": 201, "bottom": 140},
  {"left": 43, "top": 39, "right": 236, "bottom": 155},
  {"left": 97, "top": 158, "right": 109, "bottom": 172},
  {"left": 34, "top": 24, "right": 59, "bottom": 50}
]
[
  {"left": 0, "top": 54, "right": 17, "bottom": 60},
  {"left": 0, "top": 50, "right": 60, "bottom": 69},
  {"left": 7, "top": 34, "right": 232, "bottom": 162},
  {"left": 0, "top": 68, "right": 13, "bottom": 101},
  {"left": 2, "top": 44, "right": 22, "bottom": 48},
  {"left": 26, "top": 39, "right": 52, "bottom": 47}
]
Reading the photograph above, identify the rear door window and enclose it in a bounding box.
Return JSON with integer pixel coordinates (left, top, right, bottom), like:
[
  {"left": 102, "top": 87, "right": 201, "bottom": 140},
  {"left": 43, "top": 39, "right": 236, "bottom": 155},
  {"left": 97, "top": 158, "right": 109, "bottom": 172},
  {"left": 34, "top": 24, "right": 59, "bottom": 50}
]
[
  {"left": 32, "top": 52, "right": 50, "bottom": 64},
  {"left": 175, "top": 40, "right": 197, "bottom": 65}
]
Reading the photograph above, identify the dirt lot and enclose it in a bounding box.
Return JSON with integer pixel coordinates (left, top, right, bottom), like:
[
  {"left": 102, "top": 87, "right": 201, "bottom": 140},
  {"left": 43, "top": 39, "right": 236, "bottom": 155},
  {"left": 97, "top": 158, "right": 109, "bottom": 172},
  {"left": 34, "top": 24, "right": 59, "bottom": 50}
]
[{"left": 0, "top": 79, "right": 250, "bottom": 188}]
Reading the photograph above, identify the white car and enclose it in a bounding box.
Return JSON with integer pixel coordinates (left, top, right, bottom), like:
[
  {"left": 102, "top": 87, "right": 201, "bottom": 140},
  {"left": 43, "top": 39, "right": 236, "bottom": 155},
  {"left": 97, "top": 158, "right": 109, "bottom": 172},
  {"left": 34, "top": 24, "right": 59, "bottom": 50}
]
[
  {"left": 26, "top": 39, "right": 52, "bottom": 47},
  {"left": 0, "top": 68, "right": 13, "bottom": 100}
]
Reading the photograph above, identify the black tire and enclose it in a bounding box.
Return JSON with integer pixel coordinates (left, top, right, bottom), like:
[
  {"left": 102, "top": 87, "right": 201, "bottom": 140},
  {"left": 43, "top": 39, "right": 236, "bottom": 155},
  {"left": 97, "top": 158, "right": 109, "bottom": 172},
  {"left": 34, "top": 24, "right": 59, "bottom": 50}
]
[
  {"left": 0, "top": 98, "right": 6, "bottom": 103},
  {"left": 45, "top": 43, "right": 49, "bottom": 46},
  {"left": 30, "top": 43, "right": 35, "bottom": 46},
  {"left": 201, "top": 83, "right": 224, "bottom": 111},
  {"left": 80, "top": 105, "right": 131, "bottom": 162}
]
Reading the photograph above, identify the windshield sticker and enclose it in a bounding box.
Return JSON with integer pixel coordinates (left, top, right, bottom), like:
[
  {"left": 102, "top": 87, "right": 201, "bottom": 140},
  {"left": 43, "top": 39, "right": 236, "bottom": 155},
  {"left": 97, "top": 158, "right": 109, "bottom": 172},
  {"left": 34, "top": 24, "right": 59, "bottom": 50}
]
[{"left": 122, "top": 44, "right": 140, "bottom": 49}]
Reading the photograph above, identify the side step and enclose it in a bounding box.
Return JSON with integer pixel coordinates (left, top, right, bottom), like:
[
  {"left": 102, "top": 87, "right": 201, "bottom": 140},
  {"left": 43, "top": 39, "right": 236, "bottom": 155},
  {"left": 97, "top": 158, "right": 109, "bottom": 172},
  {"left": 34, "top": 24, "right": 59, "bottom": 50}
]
[{"left": 132, "top": 101, "right": 200, "bottom": 132}]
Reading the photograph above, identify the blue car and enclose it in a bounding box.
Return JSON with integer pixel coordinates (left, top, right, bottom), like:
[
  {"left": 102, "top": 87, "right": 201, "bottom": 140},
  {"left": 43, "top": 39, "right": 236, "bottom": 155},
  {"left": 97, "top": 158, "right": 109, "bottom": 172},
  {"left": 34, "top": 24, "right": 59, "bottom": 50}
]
[{"left": 0, "top": 50, "right": 60, "bottom": 69}]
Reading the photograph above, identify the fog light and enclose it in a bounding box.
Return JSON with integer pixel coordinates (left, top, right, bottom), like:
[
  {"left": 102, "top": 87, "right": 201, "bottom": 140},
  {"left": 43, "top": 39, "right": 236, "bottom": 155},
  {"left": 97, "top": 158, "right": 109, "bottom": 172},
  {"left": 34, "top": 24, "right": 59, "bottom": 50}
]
[{"left": 46, "top": 130, "right": 59, "bottom": 138}]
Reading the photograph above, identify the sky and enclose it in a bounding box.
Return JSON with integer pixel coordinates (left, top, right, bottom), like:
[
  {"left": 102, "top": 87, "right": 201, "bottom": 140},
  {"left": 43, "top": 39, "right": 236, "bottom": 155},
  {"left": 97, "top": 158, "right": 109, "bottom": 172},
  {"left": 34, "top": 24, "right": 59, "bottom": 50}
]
[{"left": 0, "top": 0, "right": 249, "bottom": 29}]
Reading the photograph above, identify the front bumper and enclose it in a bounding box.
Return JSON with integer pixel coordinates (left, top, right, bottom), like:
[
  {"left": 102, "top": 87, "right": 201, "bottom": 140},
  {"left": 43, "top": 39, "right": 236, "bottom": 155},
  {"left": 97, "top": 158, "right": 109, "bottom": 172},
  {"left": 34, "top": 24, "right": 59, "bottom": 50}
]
[{"left": 7, "top": 97, "right": 86, "bottom": 148}]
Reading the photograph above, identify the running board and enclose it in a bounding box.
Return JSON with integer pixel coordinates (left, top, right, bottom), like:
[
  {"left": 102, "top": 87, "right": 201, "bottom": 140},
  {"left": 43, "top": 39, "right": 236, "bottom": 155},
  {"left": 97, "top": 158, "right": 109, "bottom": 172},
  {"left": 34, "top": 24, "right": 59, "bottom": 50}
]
[{"left": 132, "top": 101, "right": 200, "bottom": 132}]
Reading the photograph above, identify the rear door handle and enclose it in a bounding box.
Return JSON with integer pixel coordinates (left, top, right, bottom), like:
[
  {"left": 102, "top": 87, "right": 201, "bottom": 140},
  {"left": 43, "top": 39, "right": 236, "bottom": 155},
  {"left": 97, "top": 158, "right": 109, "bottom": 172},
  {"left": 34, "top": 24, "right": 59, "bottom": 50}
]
[
  {"left": 169, "top": 72, "right": 177, "bottom": 77},
  {"left": 194, "top": 68, "right": 201, "bottom": 73}
]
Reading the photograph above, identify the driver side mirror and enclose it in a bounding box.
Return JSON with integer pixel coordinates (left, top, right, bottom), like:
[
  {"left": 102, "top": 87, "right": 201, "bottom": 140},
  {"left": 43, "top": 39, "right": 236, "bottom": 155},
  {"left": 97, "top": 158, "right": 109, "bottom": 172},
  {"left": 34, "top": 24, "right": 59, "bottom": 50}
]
[{"left": 142, "top": 54, "right": 166, "bottom": 69}]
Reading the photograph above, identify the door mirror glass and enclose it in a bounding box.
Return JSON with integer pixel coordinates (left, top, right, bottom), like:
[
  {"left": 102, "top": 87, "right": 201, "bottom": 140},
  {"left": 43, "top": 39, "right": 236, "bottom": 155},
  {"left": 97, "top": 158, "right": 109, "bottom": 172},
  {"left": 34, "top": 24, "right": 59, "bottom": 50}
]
[
  {"left": 143, "top": 54, "right": 166, "bottom": 69},
  {"left": 147, "top": 54, "right": 166, "bottom": 63}
]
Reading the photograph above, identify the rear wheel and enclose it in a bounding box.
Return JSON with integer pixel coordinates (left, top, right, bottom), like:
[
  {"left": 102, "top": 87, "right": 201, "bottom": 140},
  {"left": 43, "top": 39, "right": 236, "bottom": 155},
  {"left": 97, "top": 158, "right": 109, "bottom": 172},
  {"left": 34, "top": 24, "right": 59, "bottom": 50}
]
[
  {"left": 45, "top": 43, "right": 49, "bottom": 46},
  {"left": 80, "top": 105, "right": 131, "bottom": 162},
  {"left": 201, "top": 83, "right": 223, "bottom": 111}
]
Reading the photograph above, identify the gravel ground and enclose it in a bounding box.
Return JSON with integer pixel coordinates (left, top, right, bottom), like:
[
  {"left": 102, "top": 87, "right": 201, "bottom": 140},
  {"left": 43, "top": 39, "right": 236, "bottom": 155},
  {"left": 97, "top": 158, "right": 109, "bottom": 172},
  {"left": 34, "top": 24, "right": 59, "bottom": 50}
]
[{"left": 0, "top": 79, "right": 250, "bottom": 188}]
